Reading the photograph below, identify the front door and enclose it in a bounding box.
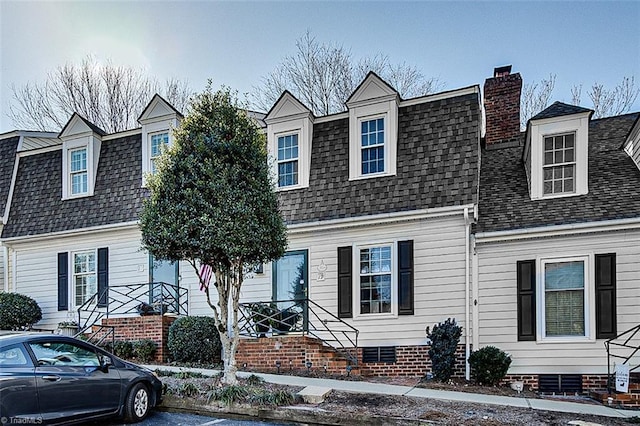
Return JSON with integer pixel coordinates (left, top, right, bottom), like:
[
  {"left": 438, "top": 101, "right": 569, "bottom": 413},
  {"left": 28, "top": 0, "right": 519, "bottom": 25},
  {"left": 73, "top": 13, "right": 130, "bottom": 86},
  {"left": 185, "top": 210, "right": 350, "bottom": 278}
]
[
  {"left": 273, "top": 250, "right": 308, "bottom": 330},
  {"left": 149, "top": 255, "right": 179, "bottom": 313}
]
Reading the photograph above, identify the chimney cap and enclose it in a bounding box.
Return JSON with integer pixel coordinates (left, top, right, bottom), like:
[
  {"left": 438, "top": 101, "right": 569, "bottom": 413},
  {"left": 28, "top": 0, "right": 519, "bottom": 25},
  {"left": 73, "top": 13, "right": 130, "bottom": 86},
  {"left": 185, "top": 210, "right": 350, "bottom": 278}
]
[{"left": 493, "top": 65, "right": 512, "bottom": 78}]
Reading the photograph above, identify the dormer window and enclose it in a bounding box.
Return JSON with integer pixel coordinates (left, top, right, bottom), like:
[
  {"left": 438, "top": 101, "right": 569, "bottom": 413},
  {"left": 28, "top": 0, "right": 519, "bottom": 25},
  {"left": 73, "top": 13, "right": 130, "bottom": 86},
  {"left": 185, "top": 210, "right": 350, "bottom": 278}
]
[
  {"left": 346, "top": 72, "right": 398, "bottom": 181},
  {"left": 149, "top": 132, "right": 169, "bottom": 174},
  {"left": 361, "top": 117, "right": 385, "bottom": 175},
  {"left": 69, "top": 148, "right": 88, "bottom": 195},
  {"left": 524, "top": 102, "right": 592, "bottom": 200},
  {"left": 277, "top": 133, "right": 299, "bottom": 187},
  {"left": 543, "top": 133, "right": 575, "bottom": 195}
]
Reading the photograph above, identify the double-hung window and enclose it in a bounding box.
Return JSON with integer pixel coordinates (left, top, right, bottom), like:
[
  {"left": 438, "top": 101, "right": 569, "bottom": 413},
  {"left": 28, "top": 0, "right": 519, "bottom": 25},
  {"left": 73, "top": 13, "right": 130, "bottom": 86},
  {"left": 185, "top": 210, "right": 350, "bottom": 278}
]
[
  {"left": 543, "top": 133, "right": 575, "bottom": 195},
  {"left": 277, "top": 133, "right": 299, "bottom": 187},
  {"left": 542, "top": 257, "right": 587, "bottom": 337},
  {"left": 150, "top": 132, "right": 169, "bottom": 174},
  {"left": 361, "top": 118, "right": 385, "bottom": 175},
  {"left": 73, "top": 251, "right": 97, "bottom": 306},
  {"left": 69, "top": 148, "right": 88, "bottom": 195},
  {"left": 359, "top": 245, "right": 392, "bottom": 314}
]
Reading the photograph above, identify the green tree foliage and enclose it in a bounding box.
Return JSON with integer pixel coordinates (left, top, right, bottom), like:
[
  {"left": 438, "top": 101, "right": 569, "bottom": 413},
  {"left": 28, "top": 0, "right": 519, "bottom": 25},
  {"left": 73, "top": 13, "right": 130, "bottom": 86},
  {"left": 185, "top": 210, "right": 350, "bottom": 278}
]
[
  {"left": 469, "top": 346, "right": 512, "bottom": 386},
  {"left": 139, "top": 84, "right": 287, "bottom": 384}
]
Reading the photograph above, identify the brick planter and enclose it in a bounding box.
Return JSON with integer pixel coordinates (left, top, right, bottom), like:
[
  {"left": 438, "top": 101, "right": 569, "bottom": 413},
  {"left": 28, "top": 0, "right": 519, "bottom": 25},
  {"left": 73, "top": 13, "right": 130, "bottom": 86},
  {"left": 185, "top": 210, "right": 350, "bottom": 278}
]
[{"left": 101, "top": 315, "right": 177, "bottom": 363}]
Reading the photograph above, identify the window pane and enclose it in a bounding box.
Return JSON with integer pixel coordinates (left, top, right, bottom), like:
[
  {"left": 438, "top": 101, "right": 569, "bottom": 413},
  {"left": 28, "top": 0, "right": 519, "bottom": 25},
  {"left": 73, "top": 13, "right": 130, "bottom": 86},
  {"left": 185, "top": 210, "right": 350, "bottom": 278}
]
[
  {"left": 544, "top": 137, "right": 553, "bottom": 151},
  {"left": 545, "top": 261, "right": 584, "bottom": 290},
  {"left": 70, "top": 149, "right": 87, "bottom": 172},
  {"left": 545, "top": 290, "right": 584, "bottom": 336}
]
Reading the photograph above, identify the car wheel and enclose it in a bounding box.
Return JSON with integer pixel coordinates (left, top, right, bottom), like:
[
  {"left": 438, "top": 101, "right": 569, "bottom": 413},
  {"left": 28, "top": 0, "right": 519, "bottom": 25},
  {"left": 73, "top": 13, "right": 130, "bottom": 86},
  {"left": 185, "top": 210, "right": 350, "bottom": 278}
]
[{"left": 124, "top": 382, "right": 151, "bottom": 422}]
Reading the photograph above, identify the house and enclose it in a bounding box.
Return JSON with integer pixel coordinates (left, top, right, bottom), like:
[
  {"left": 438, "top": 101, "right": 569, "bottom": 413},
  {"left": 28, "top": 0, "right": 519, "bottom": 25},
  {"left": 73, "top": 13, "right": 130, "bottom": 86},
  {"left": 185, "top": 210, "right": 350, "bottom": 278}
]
[
  {"left": 0, "top": 74, "right": 482, "bottom": 374},
  {"left": 474, "top": 66, "right": 640, "bottom": 393}
]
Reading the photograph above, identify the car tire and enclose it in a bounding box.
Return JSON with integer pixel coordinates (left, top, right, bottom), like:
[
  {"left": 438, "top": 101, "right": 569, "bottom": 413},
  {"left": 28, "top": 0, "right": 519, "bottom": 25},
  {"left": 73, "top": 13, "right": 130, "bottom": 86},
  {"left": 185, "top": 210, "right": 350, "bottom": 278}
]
[{"left": 124, "top": 382, "right": 151, "bottom": 423}]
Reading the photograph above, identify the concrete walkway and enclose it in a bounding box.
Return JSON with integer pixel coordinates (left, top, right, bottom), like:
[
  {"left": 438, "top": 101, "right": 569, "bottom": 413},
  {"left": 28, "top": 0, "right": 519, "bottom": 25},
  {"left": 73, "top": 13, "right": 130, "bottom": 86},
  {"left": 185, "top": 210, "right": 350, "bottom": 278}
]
[{"left": 144, "top": 364, "right": 637, "bottom": 420}]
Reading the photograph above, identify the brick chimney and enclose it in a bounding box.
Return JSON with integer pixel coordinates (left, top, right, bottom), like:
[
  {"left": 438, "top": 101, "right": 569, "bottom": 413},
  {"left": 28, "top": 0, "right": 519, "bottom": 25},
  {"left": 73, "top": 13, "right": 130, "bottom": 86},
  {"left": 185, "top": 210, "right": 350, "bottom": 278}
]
[{"left": 484, "top": 65, "right": 522, "bottom": 145}]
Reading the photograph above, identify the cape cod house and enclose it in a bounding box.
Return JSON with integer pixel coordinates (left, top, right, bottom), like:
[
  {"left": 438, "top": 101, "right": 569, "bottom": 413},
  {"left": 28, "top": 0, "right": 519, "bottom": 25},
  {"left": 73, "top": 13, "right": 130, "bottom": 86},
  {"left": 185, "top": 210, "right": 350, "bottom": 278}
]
[{"left": 474, "top": 66, "right": 640, "bottom": 395}]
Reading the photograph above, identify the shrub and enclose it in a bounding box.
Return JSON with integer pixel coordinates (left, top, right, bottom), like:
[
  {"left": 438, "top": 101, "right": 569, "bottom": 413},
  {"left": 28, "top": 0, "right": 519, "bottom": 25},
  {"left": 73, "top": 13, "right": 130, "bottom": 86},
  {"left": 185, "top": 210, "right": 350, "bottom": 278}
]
[
  {"left": 426, "top": 318, "right": 462, "bottom": 382},
  {"left": 113, "top": 340, "right": 135, "bottom": 359},
  {"left": 469, "top": 346, "right": 512, "bottom": 386},
  {"left": 133, "top": 339, "right": 157, "bottom": 362},
  {"left": 0, "top": 293, "right": 42, "bottom": 330},
  {"left": 167, "top": 316, "right": 222, "bottom": 364},
  {"left": 208, "top": 385, "right": 249, "bottom": 405}
]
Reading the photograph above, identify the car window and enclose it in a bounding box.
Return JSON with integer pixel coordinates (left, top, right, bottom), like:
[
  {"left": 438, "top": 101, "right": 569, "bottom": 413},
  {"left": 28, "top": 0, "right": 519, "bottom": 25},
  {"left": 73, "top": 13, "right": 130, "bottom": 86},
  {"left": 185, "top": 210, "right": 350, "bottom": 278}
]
[
  {"left": 0, "top": 345, "right": 30, "bottom": 366},
  {"left": 29, "top": 341, "right": 100, "bottom": 367}
]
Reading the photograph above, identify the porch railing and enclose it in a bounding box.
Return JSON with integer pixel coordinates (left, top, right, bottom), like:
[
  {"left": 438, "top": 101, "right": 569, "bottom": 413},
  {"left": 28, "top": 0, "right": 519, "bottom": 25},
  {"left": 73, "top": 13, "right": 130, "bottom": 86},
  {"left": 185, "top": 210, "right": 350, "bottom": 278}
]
[
  {"left": 76, "top": 282, "right": 188, "bottom": 336},
  {"left": 605, "top": 323, "right": 640, "bottom": 393},
  {"left": 238, "top": 298, "right": 359, "bottom": 365}
]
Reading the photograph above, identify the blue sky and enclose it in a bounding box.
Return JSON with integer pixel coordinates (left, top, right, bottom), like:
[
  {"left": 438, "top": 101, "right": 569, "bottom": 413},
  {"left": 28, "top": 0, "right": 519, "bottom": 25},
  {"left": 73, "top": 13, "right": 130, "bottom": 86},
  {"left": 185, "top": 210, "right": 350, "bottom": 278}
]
[{"left": 1, "top": 1, "right": 638, "bottom": 133}]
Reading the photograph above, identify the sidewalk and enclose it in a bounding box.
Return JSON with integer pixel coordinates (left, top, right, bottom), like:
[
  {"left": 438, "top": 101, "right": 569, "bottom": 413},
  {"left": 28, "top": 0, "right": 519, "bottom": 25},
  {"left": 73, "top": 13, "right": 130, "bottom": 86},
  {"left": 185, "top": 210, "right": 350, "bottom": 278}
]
[{"left": 145, "top": 364, "right": 636, "bottom": 420}]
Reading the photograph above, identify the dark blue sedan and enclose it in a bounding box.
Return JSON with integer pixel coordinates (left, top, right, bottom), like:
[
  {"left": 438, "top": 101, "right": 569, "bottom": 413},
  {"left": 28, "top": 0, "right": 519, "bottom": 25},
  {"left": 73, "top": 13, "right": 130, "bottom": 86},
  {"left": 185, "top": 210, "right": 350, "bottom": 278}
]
[{"left": 0, "top": 332, "right": 162, "bottom": 425}]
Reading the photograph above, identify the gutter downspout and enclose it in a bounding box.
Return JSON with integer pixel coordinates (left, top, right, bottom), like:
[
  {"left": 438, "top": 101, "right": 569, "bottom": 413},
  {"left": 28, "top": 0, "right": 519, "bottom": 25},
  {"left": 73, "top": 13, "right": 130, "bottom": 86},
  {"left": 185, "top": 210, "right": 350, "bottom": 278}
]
[
  {"left": 2, "top": 245, "right": 8, "bottom": 292},
  {"left": 464, "top": 207, "right": 471, "bottom": 381}
]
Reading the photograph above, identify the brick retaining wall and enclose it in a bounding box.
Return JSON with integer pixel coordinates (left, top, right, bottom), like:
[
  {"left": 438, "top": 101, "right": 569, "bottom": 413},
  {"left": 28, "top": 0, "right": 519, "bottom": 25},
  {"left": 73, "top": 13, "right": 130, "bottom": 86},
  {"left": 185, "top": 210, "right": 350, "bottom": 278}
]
[{"left": 101, "top": 315, "right": 177, "bottom": 363}]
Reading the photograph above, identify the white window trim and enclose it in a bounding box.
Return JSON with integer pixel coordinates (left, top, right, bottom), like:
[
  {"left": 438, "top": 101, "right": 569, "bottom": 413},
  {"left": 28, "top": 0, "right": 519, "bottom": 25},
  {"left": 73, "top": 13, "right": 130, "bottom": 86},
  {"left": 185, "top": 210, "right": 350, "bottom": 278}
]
[
  {"left": 536, "top": 254, "right": 595, "bottom": 343},
  {"left": 267, "top": 116, "right": 311, "bottom": 191},
  {"left": 70, "top": 249, "right": 98, "bottom": 310},
  {"left": 141, "top": 118, "right": 178, "bottom": 187},
  {"left": 352, "top": 241, "right": 397, "bottom": 320},
  {"left": 348, "top": 101, "right": 398, "bottom": 181},
  {"left": 529, "top": 114, "right": 589, "bottom": 200},
  {"left": 69, "top": 147, "right": 88, "bottom": 196},
  {"left": 61, "top": 136, "right": 99, "bottom": 200},
  {"left": 542, "top": 132, "right": 577, "bottom": 196},
  {"left": 148, "top": 130, "right": 170, "bottom": 175},
  {"left": 275, "top": 131, "right": 301, "bottom": 188}
]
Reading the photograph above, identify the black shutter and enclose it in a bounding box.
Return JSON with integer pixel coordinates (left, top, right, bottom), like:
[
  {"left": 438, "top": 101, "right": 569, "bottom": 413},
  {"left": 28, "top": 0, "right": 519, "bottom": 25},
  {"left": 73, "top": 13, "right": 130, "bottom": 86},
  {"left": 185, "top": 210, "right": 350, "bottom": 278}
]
[
  {"left": 97, "top": 248, "right": 109, "bottom": 308},
  {"left": 57, "top": 252, "right": 68, "bottom": 311},
  {"left": 337, "top": 246, "right": 352, "bottom": 318},
  {"left": 517, "top": 260, "right": 536, "bottom": 341},
  {"left": 595, "top": 253, "right": 616, "bottom": 339},
  {"left": 397, "top": 240, "right": 414, "bottom": 315}
]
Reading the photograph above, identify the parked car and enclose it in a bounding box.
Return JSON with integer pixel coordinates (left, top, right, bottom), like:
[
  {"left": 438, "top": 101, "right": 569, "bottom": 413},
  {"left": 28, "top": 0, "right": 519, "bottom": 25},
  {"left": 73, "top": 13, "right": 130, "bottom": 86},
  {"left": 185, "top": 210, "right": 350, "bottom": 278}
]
[{"left": 0, "top": 332, "right": 162, "bottom": 424}]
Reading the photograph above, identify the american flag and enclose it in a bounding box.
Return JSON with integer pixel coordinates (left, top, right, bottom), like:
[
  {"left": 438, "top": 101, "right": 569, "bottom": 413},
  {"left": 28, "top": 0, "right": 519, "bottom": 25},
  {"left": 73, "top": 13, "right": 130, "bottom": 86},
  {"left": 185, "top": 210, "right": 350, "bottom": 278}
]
[{"left": 199, "top": 263, "right": 213, "bottom": 291}]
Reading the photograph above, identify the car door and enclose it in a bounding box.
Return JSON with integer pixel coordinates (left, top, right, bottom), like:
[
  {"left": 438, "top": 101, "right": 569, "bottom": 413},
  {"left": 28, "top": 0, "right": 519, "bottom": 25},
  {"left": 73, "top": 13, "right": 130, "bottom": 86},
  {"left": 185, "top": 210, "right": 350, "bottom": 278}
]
[
  {"left": 27, "top": 338, "right": 121, "bottom": 424},
  {"left": 0, "top": 343, "right": 40, "bottom": 421}
]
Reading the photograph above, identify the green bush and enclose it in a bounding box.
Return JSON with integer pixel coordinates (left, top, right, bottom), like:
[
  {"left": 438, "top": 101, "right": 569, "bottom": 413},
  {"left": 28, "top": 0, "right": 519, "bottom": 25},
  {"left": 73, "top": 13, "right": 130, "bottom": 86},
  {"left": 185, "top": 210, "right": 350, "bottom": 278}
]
[
  {"left": 469, "top": 346, "right": 512, "bottom": 386},
  {"left": 113, "top": 340, "right": 135, "bottom": 359},
  {"left": 167, "top": 316, "right": 222, "bottom": 364},
  {"left": 426, "top": 318, "right": 462, "bottom": 382},
  {"left": 0, "top": 293, "right": 42, "bottom": 330},
  {"left": 133, "top": 339, "right": 157, "bottom": 362}
]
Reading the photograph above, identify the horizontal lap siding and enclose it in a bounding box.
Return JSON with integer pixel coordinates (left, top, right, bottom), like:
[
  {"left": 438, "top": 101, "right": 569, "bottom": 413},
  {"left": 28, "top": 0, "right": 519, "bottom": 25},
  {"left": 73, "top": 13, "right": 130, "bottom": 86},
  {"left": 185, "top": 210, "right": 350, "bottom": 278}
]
[
  {"left": 12, "top": 228, "right": 149, "bottom": 329},
  {"left": 476, "top": 229, "right": 640, "bottom": 374},
  {"left": 0, "top": 247, "right": 4, "bottom": 290},
  {"left": 241, "top": 215, "right": 470, "bottom": 347}
]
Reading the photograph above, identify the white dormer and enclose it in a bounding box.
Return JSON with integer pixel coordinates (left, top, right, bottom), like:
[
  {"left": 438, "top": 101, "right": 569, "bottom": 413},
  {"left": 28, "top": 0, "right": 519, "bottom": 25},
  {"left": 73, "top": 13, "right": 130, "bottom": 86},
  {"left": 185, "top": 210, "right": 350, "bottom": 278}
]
[
  {"left": 624, "top": 116, "right": 640, "bottom": 170},
  {"left": 138, "top": 94, "right": 183, "bottom": 186},
  {"left": 265, "top": 91, "right": 314, "bottom": 190},
  {"left": 524, "top": 102, "right": 593, "bottom": 200},
  {"left": 346, "top": 72, "right": 399, "bottom": 181},
  {"left": 59, "top": 114, "right": 105, "bottom": 200}
]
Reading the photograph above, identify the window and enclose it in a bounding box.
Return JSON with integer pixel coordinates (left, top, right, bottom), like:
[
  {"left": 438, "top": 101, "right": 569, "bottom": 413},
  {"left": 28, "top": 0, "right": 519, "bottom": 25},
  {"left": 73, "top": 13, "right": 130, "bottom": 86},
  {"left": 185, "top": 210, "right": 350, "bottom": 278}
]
[
  {"left": 149, "top": 132, "right": 169, "bottom": 173},
  {"left": 543, "top": 133, "right": 575, "bottom": 195},
  {"left": 361, "top": 118, "right": 385, "bottom": 175},
  {"left": 543, "top": 259, "right": 585, "bottom": 336},
  {"left": 73, "top": 251, "right": 97, "bottom": 306},
  {"left": 69, "top": 148, "right": 88, "bottom": 195},
  {"left": 29, "top": 341, "right": 100, "bottom": 367},
  {"left": 0, "top": 345, "right": 30, "bottom": 366},
  {"left": 359, "top": 245, "right": 392, "bottom": 314},
  {"left": 277, "top": 133, "right": 299, "bottom": 187}
]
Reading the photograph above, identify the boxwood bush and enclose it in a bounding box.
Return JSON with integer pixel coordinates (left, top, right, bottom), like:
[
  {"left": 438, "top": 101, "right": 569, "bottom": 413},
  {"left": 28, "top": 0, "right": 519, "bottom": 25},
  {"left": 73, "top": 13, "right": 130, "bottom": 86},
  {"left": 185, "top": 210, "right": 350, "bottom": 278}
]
[
  {"left": 469, "top": 346, "right": 512, "bottom": 386},
  {"left": 113, "top": 340, "right": 135, "bottom": 359},
  {"left": 0, "top": 292, "right": 42, "bottom": 330},
  {"left": 167, "top": 316, "right": 222, "bottom": 364},
  {"left": 133, "top": 339, "right": 157, "bottom": 363}
]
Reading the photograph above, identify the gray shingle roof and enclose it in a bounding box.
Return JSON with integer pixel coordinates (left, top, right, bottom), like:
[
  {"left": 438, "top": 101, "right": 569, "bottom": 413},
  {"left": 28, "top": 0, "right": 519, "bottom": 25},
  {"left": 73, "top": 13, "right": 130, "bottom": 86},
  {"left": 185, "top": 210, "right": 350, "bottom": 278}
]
[
  {"left": 0, "top": 136, "right": 19, "bottom": 215},
  {"left": 1, "top": 134, "right": 145, "bottom": 238},
  {"left": 277, "top": 92, "right": 480, "bottom": 224},
  {"left": 531, "top": 101, "right": 592, "bottom": 121},
  {"left": 477, "top": 113, "right": 640, "bottom": 233}
]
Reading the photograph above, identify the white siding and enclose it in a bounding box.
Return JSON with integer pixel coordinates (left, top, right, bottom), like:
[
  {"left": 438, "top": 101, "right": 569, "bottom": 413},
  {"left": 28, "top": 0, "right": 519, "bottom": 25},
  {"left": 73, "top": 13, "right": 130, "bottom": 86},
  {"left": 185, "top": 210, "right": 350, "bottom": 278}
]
[
  {"left": 0, "top": 244, "right": 4, "bottom": 291},
  {"left": 11, "top": 228, "right": 151, "bottom": 329},
  {"left": 241, "top": 214, "right": 470, "bottom": 347},
  {"left": 475, "top": 229, "right": 640, "bottom": 374}
]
